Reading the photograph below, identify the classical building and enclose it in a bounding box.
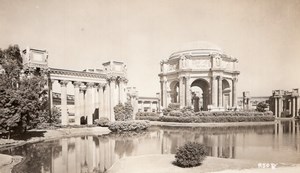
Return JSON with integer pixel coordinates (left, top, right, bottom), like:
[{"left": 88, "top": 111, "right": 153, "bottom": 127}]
[
  {"left": 158, "top": 43, "right": 240, "bottom": 111},
  {"left": 269, "top": 89, "right": 300, "bottom": 118},
  {"left": 237, "top": 91, "right": 269, "bottom": 110},
  {"left": 126, "top": 87, "right": 160, "bottom": 117},
  {"left": 21, "top": 47, "right": 128, "bottom": 125}
]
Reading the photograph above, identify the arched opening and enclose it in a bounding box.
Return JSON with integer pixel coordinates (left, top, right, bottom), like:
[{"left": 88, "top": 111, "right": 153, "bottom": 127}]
[
  {"left": 170, "top": 81, "right": 179, "bottom": 103},
  {"left": 191, "top": 79, "right": 210, "bottom": 111},
  {"left": 222, "top": 79, "right": 231, "bottom": 109}
]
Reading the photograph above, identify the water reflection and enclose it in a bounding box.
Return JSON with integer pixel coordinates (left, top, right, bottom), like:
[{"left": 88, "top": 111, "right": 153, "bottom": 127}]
[{"left": 1, "top": 120, "right": 300, "bottom": 173}]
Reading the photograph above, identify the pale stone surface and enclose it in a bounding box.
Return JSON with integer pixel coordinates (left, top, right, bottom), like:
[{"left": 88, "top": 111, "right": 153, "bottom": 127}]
[{"left": 107, "top": 154, "right": 299, "bottom": 173}]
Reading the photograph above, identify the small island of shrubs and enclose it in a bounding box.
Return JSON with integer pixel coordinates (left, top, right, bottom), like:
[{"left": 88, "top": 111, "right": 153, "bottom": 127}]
[
  {"left": 94, "top": 102, "right": 151, "bottom": 132},
  {"left": 175, "top": 142, "right": 208, "bottom": 168}
]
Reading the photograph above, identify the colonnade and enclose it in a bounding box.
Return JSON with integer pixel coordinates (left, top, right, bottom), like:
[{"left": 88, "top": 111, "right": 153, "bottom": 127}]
[
  {"left": 273, "top": 96, "right": 299, "bottom": 118},
  {"left": 50, "top": 76, "right": 128, "bottom": 125},
  {"left": 160, "top": 76, "right": 238, "bottom": 111}
]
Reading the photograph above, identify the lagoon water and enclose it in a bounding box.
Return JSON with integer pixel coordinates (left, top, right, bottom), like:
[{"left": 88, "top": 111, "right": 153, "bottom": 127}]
[{"left": 1, "top": 120, "right": 300, "bottom": 173}]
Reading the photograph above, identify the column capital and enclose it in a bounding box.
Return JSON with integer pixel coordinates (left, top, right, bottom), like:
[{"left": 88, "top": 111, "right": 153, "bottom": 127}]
[
  {"left": 73, "top": 81, "right": 82, "bottom": 88},
  {"left": 232, "top": 77, "right": 238, "bottom": 82},
  {"left": 217, "top": 75, "right": 223, "bottom": 80},
  {"left": 98, "top": 83, "right": 106, "bottom": 88},
  {"left": 86, "top": 82, "right": 95, "bottom": 88},
  {"left": 59, "top": 80, "right": 69, "bottom": 86},
  {"left": 107, "top": 75, "right": 117, "bottom": 82}
]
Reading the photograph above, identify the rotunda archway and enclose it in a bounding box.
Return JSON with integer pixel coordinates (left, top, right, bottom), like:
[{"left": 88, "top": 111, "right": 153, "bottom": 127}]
[
  {"left": 222, "top": 79, "right": 231, "bottom": 109},
  {"left": 170, "top": 81, "right": 179, "bottom": 103},
  {"left": 191, "top": 79, "right": 210, "bottom": 111}
]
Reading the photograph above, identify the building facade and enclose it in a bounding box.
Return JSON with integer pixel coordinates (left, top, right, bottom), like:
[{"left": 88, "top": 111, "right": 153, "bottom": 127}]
[
  {"left": 21, "top": 47, "right": 128, "bottom": 125},
  {"left": 269, "top": 89, "right": 300, "bottom": 118},
  {"left": 158, "top": 43, "right": 240, "bottom": 111}
]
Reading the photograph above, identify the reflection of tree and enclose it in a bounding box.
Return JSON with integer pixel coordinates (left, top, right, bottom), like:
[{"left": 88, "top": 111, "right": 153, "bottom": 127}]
[
  {"left": 2, "top": 140, "right": 61, "bottom": 173},
  {"left": 115, "top": 140, "right": 134, "bottom": 158},
  {"left": 99, "top": 131, "right": 150, "bottom": 159}
]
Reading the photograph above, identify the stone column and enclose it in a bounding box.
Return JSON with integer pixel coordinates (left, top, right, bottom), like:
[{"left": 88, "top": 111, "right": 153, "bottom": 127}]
[
  {"left": 274, "top": 97, "right": 278, "bottom": 117},
  {"left": 73, "top": 81, "right": 81, "bottom": 125},
  {"left": 86, "top": 82, "right": 95, "bottom": 125},
  {"left": 218, "top": 76, "right": 223, "bottom": 107},
  {"left": 161, "top": 79, "right": 168, "bottom": 108},
  {"left": 60, "top": 80, "right": 69, "bottom": 125},
  {"left": 278, "top": 97, "right": 283, "bottom": 118},
  {"left": 232, "top": 78, "right": 237, "bottom": 108},
  {"left": 79, "top": 86, "right": 86, "bottom": 123},
  {"left": 93, "top": 84, "right": 98, "bottom": 120},
  {"left": 48, "top": 80, "right": 54, "bottom": 115},
  {"left": 297, "top": 97, "right": 300, "bottom": 117},
  {"left": 212, "top": 76, "right": 218, "bottom": 107},
  {"left": 293, "top": 97, "right": 296, "bottom": 117},
  {"left": 104, "top": 84, "right": 109, "bottom": 119},
  {"left": 119, "top": 79, "right": 124, "bottom": 104},
  {"left": 109, "top": 77, "right": 117, "bottom": 122},
  {"left": 98, "top": 84, "right": 105, "bottom": 118},
  {"left": 179, "top": 77, "right": 185, "bottom": 108},
  {"left": 185, "top": 77, "right": 191, "bottom": 107}
]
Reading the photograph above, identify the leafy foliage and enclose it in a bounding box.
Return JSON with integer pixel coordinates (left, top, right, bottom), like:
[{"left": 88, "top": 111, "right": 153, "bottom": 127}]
[
  {"left": 108, "top": 120, "right": 150, "bottom": 132},
  {"left": 162, "top": 103, "right": 180, "bottom": 115},
  {"left": 256, "top": 102, "right": 268, "bottom": 112},
  {"left": 94, "top": 117, "right": 110, "bottom": 127},
  {"left": 114, "top": 101, "right": 134, "bottom": 121},
  {"left": 175, "top": 142, "right": 208, "bottom": 167},
  {"left": 0, "top": 45, "right": 49, "bottom": 137}
]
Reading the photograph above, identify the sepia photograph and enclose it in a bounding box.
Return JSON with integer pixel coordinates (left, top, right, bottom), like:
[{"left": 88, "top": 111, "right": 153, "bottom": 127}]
[{"left": 0, "top": 0, "right": 299, "bottom": 172}]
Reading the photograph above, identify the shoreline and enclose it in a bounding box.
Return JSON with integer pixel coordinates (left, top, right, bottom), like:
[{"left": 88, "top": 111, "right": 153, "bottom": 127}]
[
  {"left": 0, "top": 126, "right": 111, "bottom": 173},
  {"left": 150, "top": 121, "right": 276, "bottom": 127},
  {"left": 107, "top": 154, "right": 300, "bottom": 173}
]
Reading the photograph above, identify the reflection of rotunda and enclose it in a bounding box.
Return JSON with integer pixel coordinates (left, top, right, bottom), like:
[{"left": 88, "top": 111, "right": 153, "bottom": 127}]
[{"left": 158, "top": 42, "right": 240, "bottom": 111}]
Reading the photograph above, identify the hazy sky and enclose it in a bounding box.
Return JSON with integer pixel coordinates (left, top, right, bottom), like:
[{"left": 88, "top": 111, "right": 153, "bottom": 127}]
[{"left": 0, "top": 0, "right": 299, "bottom": 97}]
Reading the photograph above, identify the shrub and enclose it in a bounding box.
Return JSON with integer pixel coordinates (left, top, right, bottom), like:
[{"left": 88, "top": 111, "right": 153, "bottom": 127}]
[
  {"left": 160, "top": 115, "right": 275, "bottom": 123},
  {"left": 169, "top": 110, "right": 183, "bottom": 117},
  {"left": 256, "top": 102, "right": 268, "bottom": 112},
  {"left": 136, "top": 112, "right": 159, "bottom": 117},
  {"left": 175, "top": 142, "right": 208, "bottom": 167},
  {"left": 114, "top": 101, "right": 134, "bottom": 121},
  {"left": 108, "top": 120, "right": 150, "bottom": 132},
  {"left": 94, "top": 117, "right": 110, "bottom": 127},
  {"left": 162, "top": 103, "right": 180, "bottom": 115},
  {"left": 136, "top": 116, "right": 161, "bottom": 121}
]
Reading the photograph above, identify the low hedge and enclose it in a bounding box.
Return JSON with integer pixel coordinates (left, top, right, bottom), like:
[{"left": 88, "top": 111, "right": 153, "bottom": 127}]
[
  {"left": 193, "top": 111, "right": 272, "bottom": 117},
  {"left": 160, "top": 116, "right": 275, "bottom": 123},
  {"left": 108, "top": 120, "right": 150, "bottom": 132},
  {"left": 136, "top": 116, "right": 161, "bottom": 121},
  {"left": 94, "top": 117, "right": 110, "bottom": 127},
  {"left": 136, "top": 112, "right": 159, "bottom": 117}
]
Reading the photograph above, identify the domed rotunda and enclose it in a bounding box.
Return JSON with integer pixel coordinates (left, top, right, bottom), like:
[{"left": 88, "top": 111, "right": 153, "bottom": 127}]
[{"left": 158, "top": 42, "right": 240, "bottom": 111}]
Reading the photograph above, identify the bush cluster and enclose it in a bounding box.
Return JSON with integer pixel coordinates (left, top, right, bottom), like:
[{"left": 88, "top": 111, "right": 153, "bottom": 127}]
[
  {"left": 108, "top": 120, "right": 150, "bottom": 132},
  {"left": 136, "top": 116, "right": 160, "bottom": 121},
  {"left": 160, "top": 116, "right": 275, "bottom": 123},
  {"left": 94, "top": 117, "right": 110, "bottom": 127},
  {"left": 175, "top": 142, "right": 208, "bottom": 168},
  {"left": 114, "top": 101, "right": 133, "bottom": 121},
  {"left": 162, "top": 103, "right": 180, "bottom": 115},
  {"left": 136, "top": 112, "right": 159, "bottom": 117}
]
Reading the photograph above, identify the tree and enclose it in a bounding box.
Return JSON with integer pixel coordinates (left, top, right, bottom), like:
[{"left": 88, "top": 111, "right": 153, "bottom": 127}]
[
  {"left": 256, "top": 102, "right": 268, "bottom": 112},
  {"left": 113, "top": 101, "right": 134, "bottom": 121},
  {"left": 0, "top": 45, "right": 48, "bottom": 138}
]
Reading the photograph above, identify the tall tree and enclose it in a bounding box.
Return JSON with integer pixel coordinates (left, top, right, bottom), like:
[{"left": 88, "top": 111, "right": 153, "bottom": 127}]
[{"left": 0, "top": 45, "right": 48, "bottom": 138}]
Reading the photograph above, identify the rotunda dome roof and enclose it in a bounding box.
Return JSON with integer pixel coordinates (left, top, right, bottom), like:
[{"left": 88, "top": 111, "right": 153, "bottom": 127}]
[{"left": 169, "top": 41, "right": 223, "bottom": 60}]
